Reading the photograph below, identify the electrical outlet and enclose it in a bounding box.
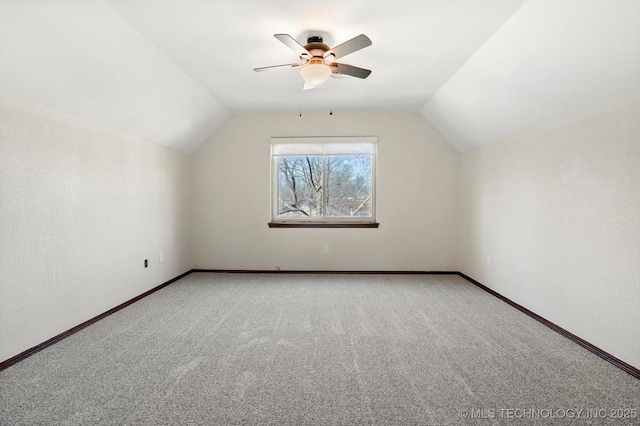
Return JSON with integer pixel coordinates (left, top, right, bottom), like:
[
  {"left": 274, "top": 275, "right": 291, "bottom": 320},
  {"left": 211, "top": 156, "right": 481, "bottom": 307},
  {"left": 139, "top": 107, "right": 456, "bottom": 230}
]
[
  {"left": 159, "top": 252, "right": 164, "bottom": 264},
  {"left": 144, "top": 259, "right": 148, "bottom": 268},
  {"left": 323, "top": 245, "right": 329, "bottom": 254}
]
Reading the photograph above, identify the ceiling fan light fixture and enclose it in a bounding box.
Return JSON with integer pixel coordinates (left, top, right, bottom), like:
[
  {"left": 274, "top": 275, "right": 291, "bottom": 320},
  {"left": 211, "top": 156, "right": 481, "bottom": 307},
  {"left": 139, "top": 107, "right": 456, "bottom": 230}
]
[
  {"left": 301, "top": 59, "right": 332, "bottom": 85},
  {"left": 255, "top": 33, "right": 372, "bottom": 88}
]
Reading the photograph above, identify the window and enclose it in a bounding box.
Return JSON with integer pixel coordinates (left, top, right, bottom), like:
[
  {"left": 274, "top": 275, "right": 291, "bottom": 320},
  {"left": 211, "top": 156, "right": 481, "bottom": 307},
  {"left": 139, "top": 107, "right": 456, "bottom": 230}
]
[{"left": 270, "top": 137, "right": 377, "bottom": 227}]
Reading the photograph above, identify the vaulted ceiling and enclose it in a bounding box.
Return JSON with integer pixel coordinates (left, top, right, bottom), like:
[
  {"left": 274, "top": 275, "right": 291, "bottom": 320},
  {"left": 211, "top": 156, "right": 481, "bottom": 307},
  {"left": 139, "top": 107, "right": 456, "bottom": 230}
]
[{"left": 1, "top": 1, "right": 638, "bottom": 153}]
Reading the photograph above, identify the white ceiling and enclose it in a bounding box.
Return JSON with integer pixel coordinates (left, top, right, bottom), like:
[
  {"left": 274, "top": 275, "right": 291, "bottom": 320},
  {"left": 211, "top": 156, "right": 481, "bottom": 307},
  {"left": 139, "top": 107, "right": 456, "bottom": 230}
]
[{"left": 1, "top": 1, "right": 638, "bottom": 153}]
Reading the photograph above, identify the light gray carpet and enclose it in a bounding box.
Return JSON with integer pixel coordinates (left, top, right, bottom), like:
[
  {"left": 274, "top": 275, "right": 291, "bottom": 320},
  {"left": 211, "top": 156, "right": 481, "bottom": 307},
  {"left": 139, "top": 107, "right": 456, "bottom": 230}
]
[{"left": 1, "top": 273, "right": 638, "bottom": 425}]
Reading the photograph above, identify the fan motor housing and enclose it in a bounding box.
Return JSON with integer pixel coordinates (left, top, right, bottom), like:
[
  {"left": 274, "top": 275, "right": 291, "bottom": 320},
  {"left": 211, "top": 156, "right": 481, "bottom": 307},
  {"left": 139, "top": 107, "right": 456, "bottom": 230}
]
[{"left": 305, "top": 35, "right": 330, "bottom": 57}]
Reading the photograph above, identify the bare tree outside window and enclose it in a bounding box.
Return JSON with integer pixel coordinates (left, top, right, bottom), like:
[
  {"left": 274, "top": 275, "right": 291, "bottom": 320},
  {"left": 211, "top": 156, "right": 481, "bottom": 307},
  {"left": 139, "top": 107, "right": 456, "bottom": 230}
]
[
  {"left": 277, "top": 155, "right": 372, "bottom": 219},
  {"left": 278, "top": 156, "right": 323, "bottom": 217},
  {"left": 326, "top": 156, "right": 371, "bottom": 217}
]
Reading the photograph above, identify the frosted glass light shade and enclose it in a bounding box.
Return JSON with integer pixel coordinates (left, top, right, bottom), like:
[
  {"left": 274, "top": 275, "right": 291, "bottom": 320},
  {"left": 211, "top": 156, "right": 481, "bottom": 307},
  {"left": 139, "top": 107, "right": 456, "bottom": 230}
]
[{"left": 301, "top": 61, "right": 332, "bottom": 85}]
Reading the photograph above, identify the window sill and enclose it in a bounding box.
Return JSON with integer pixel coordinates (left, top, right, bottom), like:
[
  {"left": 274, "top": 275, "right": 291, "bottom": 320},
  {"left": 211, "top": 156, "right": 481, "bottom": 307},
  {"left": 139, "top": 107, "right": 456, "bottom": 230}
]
[{"left": 268, "top": 222, "right": 379, "bottom": 229}]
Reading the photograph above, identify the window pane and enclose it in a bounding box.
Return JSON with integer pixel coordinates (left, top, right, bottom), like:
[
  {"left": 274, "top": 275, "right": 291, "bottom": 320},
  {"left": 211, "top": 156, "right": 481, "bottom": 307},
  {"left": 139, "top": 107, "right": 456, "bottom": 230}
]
[
  {"left": 277, "top": 156, "right": 323, "bottom": 217},
  {"left": 326, "top": 155, "right": 372, "bottom": 217}
]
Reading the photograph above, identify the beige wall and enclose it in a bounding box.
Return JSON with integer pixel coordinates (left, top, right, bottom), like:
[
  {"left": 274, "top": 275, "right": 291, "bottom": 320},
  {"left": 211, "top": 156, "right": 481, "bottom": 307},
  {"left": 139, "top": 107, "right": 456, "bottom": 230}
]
[
  {"left": 0, "top": 93, "right": 193, "bottom": 362},
  {"left": 191, "top": 111, "right": 460, "bottom": 271},
  {"left": 458, "top": 91, "right": 640, "bottom": 368}
]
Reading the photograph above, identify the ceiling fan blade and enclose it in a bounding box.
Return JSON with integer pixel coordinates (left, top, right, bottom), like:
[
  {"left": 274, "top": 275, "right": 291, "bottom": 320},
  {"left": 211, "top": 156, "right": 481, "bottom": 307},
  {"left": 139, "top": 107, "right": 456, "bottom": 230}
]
[
  {"left": 254, "top": 63, "right": 303, "bottom": 72},
  {"left": 324, "top": 34, "right": 371, "bottom": 60},
  {"left": 331, "top": 63, "right": 372, "bottom": 79},
  {"left": 274, "top": 34, "right": 312, "bottom": 59}
]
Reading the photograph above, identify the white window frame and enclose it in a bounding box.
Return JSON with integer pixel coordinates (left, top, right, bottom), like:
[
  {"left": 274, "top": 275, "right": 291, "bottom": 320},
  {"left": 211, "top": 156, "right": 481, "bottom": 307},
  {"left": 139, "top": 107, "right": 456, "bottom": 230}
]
[{"left": 271, "top": 136, "right": 377, "bottom": 224}]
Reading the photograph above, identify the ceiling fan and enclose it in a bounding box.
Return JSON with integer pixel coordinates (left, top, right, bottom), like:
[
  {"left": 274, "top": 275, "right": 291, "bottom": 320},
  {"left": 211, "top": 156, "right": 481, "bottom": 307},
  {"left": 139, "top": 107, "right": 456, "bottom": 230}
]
[{"left": 254, "top": 33, "right": 372, "bottom": 90}]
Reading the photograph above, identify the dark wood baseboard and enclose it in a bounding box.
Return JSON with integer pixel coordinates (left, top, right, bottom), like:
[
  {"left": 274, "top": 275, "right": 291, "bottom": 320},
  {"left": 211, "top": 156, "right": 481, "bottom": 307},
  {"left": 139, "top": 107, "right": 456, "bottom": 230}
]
[
  {"left": 457, "top": 272, "right": 640, "bottom": 380},
  {"left": 3, "top": 269, "right": 638, "bottom": 381},
  {"left": 0, "top": 270, "right": 193, "bottom": 371},
  {"left": 192, "top": 269, "right": 458, "bottom": 274}
]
